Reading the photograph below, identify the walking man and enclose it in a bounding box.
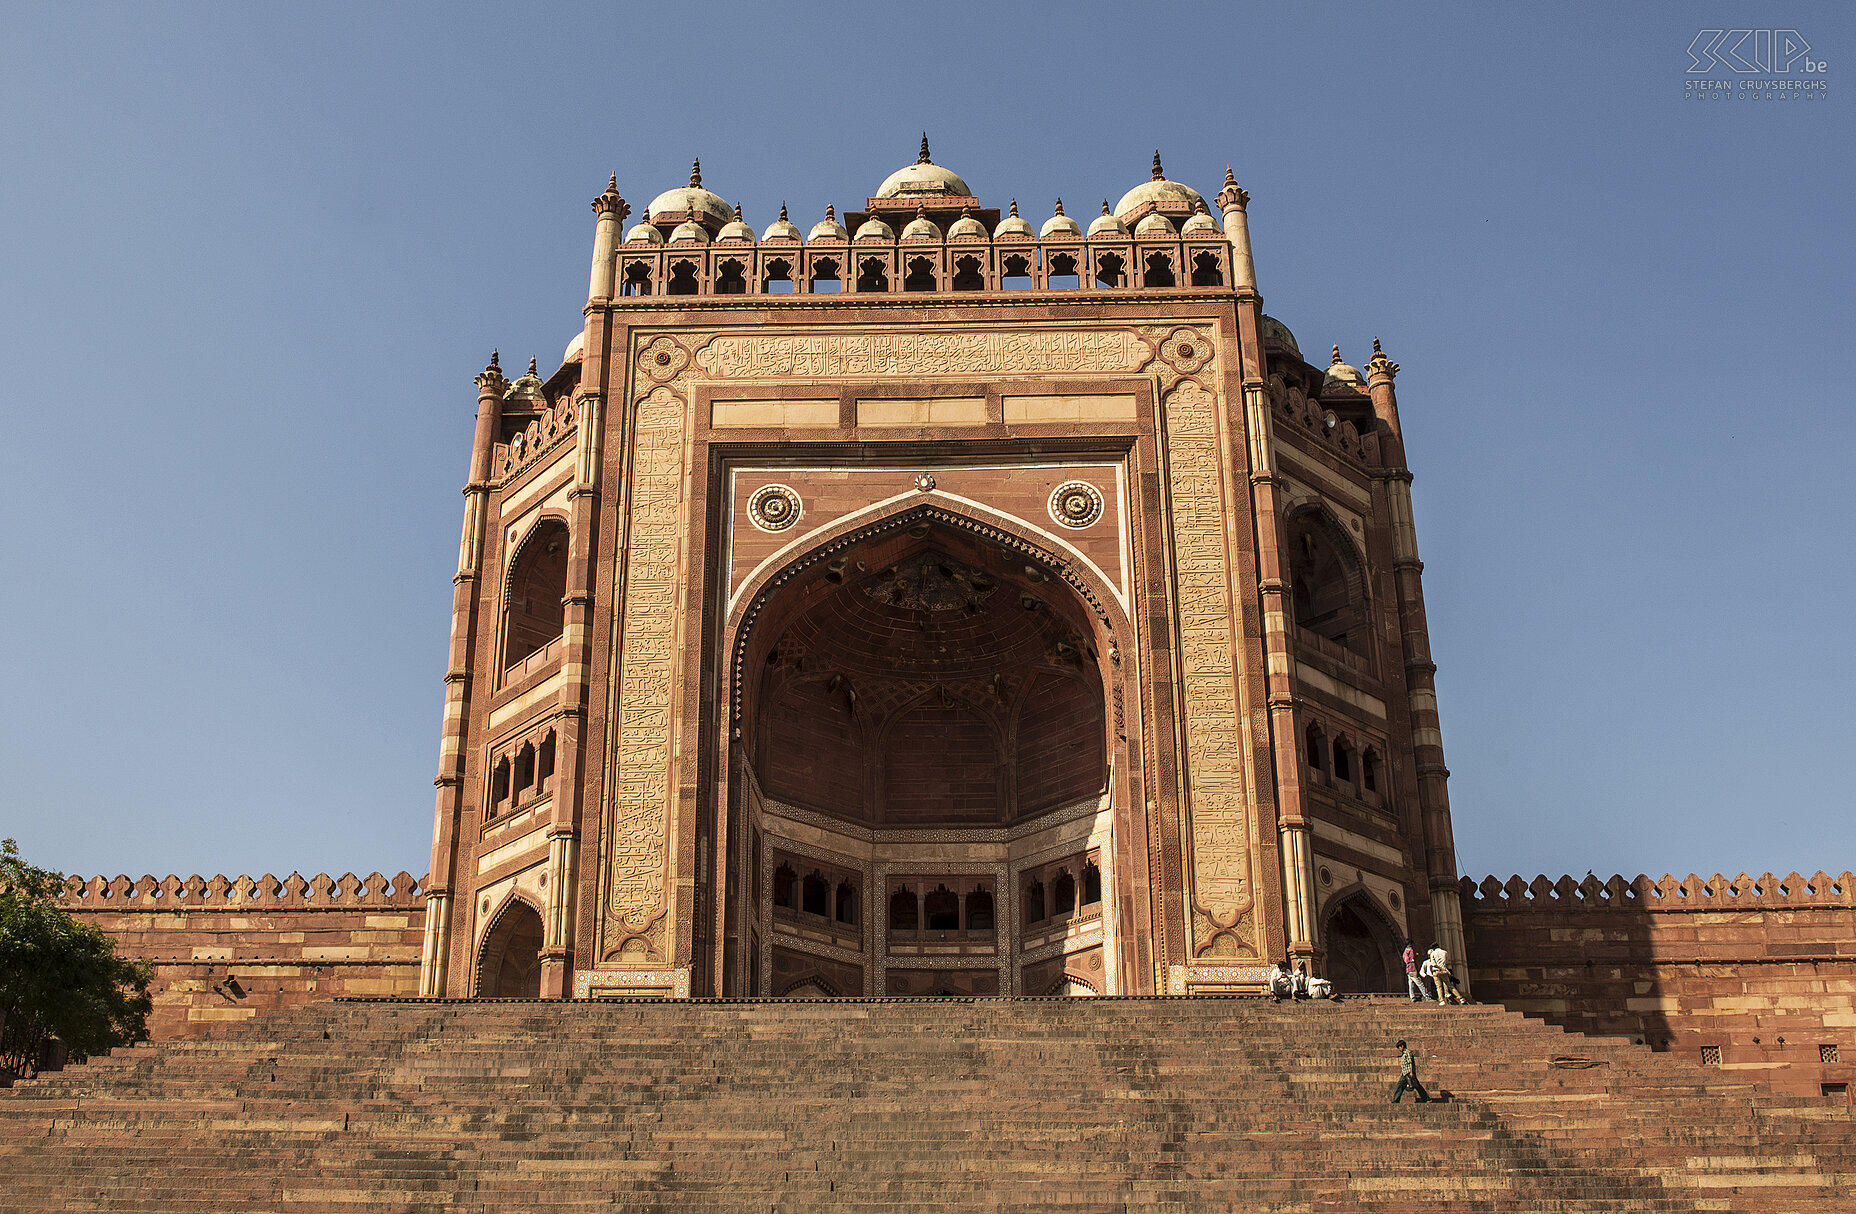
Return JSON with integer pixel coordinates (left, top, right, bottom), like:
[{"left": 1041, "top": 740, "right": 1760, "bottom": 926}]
[
  {"left": 1390, "top": 1039, "right": 1430, "bottom": 1103},
  {"left": 1402, "top": 939, "right": 1429, "bottom": 1002}
]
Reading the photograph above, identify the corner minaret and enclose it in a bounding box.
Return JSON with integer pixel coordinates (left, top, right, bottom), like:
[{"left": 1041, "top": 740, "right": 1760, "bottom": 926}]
[{"left": 1217, "top": 167, "right": 1256, "bottom": 294}]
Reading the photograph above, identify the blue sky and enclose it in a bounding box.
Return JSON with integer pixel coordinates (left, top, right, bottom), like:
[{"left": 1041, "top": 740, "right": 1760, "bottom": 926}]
[{"left": 1, "top": 3, "right": 1848, "bottom": 886}]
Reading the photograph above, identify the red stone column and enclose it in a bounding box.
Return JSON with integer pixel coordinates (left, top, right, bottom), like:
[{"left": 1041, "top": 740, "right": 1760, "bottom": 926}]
[
  {"left": 1366, "top": 341, "right": 1469, "bottom": 993},
  {"left": 1223, "top": 172, "right": 1316, "bottom": 966},
  {"left": 420, "top": 353, "right": 507, "bottom": 996}
]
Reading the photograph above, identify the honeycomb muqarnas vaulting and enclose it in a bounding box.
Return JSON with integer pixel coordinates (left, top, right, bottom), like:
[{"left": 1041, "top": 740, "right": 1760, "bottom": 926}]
[{"left": 56, "top": 144, "right": 1856, "bottom": 1099}]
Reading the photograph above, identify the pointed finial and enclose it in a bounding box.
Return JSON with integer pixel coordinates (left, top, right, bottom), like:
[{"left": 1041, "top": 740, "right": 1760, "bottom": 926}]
[
  {"left": 918, "top": 132, "right": 932, "bottom": 164},
  {"left": 1331, "top": 345, "right": 1343, "bottom": 365},
  {"left": 476, "top": 350, "right": 507, "bottom": 391},
  {"left": 1101, "top": 199, "right": 1111, "bottom": 215},
  {"left": 527, "top": 356, "right": 538, "bottom": 377},
  {"left": 592, "top": 175, "right": 629, "bottom": 217},
  {"left": 1224, "top": 165, "right": 1236, "bottom": 188},
  {"left": 916, "top": 205, "right": 927, "bottom": 221},
  {"left": 1053, "top": 198, "right": 1065, "bottom": 216},
  {"left": 607, "top": 173, "right": 618, "bottom": 192},
  {"left": 1152, "top": 150, "right": 1165, "bottom": 180},
  {"left": 825, "top": 203, "right": 836, "bottom": 221},
  {"left": 1009, "top": 198, "right": 1020, "bottom": 217},
  {"left": 778, "top": 201, "right": 789, "bottom": 221},
  {"left": 489, "top": 350, "right": 501, "bottom": 371},
  {"left": 689, "top": 158, "right": 702, "bottom": 188},
  {"left": 1373, "top": 336, "right": 1383, "bottom": 355},
  {"left": 733, "top": 201, "right": 743, "bottom": 221}
]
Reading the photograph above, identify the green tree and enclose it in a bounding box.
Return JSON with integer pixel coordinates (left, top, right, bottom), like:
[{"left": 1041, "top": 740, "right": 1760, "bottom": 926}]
[{"left": 0, "top": 839, "right": 152, "bottom": 1081}]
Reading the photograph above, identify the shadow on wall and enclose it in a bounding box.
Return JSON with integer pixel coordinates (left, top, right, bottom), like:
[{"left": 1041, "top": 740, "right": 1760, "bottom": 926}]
[{"left": 1460, "top": 870, "right": 1856, "bottom": 1098}]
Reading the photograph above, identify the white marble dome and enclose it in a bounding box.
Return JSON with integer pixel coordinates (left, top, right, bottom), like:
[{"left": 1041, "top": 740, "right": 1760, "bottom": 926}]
[{"left": 854, "top": 216, "right": 896, "bottom": 241}]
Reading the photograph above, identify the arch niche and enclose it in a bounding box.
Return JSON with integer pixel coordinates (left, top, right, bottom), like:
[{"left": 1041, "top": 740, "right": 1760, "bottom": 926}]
[
  {"left": 476, "top": 898, "right": 544, "bottom": 998},
  {"left": 1320, "top": 890, "right": 1402, "bottom": 995},
  {"left": 718, "top": 502, "right": 1141, "bottom": 995}
]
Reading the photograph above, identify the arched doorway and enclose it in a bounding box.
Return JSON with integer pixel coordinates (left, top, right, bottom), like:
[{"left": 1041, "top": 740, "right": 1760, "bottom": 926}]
[
  {"left": 476, "top": 900, "right": 544, "bottom": 997},
  {"left": 724, "top": 504, "right": 1126, "bottom": 997},
  {"left": 1321, "top": 894, "right": 1400, "bottom": 995}
]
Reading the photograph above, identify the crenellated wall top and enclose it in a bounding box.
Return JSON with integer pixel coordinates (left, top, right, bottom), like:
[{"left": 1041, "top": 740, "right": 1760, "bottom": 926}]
[
  {"left": 1458, "top": 870, "right": 1855, "bottom": 912},
  {"left": 56, "top": 871, "right": 428, "bottom": 911}
]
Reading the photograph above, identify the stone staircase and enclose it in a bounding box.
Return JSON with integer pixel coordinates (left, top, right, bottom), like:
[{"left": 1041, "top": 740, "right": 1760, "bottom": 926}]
[{"left": 1, "top": 996, "right": 1850, "bottom": 1212}]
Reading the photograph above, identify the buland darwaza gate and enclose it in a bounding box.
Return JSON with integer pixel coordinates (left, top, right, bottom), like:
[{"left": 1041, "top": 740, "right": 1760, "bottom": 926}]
[{"left": 422, "top": 141, "right": 1469, "bottom": 1001}]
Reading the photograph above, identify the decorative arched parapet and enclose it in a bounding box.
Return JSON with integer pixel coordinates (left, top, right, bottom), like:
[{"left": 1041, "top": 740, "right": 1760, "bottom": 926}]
[{"left": 1462, "top": 868, "right": 1855, "bottom": 912}]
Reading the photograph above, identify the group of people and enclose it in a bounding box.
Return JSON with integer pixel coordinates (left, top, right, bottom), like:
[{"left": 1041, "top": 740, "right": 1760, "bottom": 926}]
[
  {"left": 1266, "top": 958, "right": 1334, "bottom": 1001},
  {"left": 1402, "top": 939, "right": 1465, "bottom": 1005}
]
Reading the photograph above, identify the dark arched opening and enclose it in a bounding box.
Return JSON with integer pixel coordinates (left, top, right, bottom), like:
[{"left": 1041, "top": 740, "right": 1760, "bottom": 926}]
[
  {"left": 1322, "top": 895, "right": 1401, "bottom": 995},
  {"left": 503, "top": 520, "right": 568, "bottom": 669},
  {"left": 476, "top": 900, "right": 544, "bottom": 998}
]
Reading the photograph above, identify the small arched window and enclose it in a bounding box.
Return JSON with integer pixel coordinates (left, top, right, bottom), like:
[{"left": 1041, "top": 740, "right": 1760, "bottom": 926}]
[
  {"left": 903, "top": 257, "right": 936, "bottom": 292},
  {"left": 1024, "top": 880, "right": 1046, "bottom": 923},
  {"left": 1053, "top": 872, "right": 1076, "bottom": 915},
  {"left": 772, "top": 864, "right": 797, "bottom": 910},
  {"left": 810, "top": 257, "right": 842, "bottom": 293},
  {"left": 622, "top": 262, "right": 652, "bottom": 296},
  {"left": 536, "top": 733, "right": 556, "bottom": 787},
  {"left": 856, "top": 258, "right": 888, "bottom": 292},
  {"left": 1001, "top": 254, "right": 1033, "bottom": 289},
  {"left": 1142, "top": 252, "right": 1175, "bottom": 288},
  {"left": 834, "top": 881, "right": 857, "bottom": 925},
  {"left": 490, "top": 758, "right": 511, "bottom": 813},
  {"left": 666, "top": 260, "right": 699, "bottom": 295},
  {"left": 801, "top": 871, "right": 829, "bottom": 917},
  {"left": 1047, "top": 253, "right": 1079, "bottom": 289},
  {"left": 889, "top": 886, "right": 918, "bottom": 931},
  {"left": 924, "top": 885, "right": 959, "bottom": 931},
  {"left": 763, "top": 257, "right": 794, "bottom": 294},
  {"left": 1190, "top": 252, "right": 1223, "bottom": 287},
  {"left": 1305, "top": 723, "right": 1327, "bottom": 773},
  {"left": 503, "top": 519, "right": 569, "bottom": 669},
  {"left": 1081, "top": 862, "right": 1101, "bottom": 905},
  {"left": 1333, "top": 738, "right": 1354, "bottom": 784},
  {"left": 1094, "top": 252, "right": 1124, "bottom": 289},
  {"left": 1362, "top": 748, "right": 1381, "bottom": 794},
  {"left": 513, "top": 745, "right": 535, "bottom": 797},
  {"left": 952, "top": 255, "right": 984, "bottom": 291},
  {"left": 715, "top": 259, "right": 747, "bottom": 294},
  {"left": 965, "top": 888, "right": 994, "bottom": 932}
]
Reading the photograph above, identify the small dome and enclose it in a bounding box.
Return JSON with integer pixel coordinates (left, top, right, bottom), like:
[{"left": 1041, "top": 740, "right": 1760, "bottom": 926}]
[
  {"left": 807, "top": 204, "right": 848, "bottom": 242},
  {"left": 1086, "top": 200, "right": 1128, "bottom": 238},
  {"left": 874, "top": 134, "right": 972, "bottom": 200},
  {"left": 505, "top": 357, "right": 545, "bottom": 403},
  {"left": 1113, "top": 151, "right": 1208, "bottom": 220},
  {"left": 1039, "top": 199, "right": 1081, "bottom": 239},
  {"left": 1134, "top": 212, "right": 1175, "bottom": 237},
  {"left": 1261, "top": 316, "right": 1300, "bottom": 358},
  {"left": 901, "top": 207, "right": 942, "bottom": 240},
  {"left": 1322, "top": 345, "right": 1367, "bottom": 393},
  {"left": 947, "top": 208, "right": 987, "bottom": 239},
  {"left": 1180, "top": 203, "right": 1219, "bottom": 234},
  {"left": 670, "top": 220, "right": 710, "bottom": 243},
  {"left": 717, "top": 203, "right": 755, "bottom": 242},
  {"left": 646, "top": 159, "right": 732, "bottom": 229},
  {"left": 624, "top": 221, "right": 664, "bottom": 244},
  {"left": 562, "top": 331, "right": 585, "bottom": 365},
  {"left": 854, "top": 216, "right": 896, "bottom": 241},
  {"left": 762, "top": 203, "right": 801, "bottom": 241},
  {"left": 994, "top": 199, "right": 1034, "bottom": 239}
]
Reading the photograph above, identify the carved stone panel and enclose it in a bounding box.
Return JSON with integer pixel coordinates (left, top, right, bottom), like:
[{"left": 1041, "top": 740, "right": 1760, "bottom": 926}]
[
  {"left": 1163, "top": 378, "right": 1259, "bottom": 960},
  {"left": 694, "top": 328, "right": 1148, "bottom": 380}
]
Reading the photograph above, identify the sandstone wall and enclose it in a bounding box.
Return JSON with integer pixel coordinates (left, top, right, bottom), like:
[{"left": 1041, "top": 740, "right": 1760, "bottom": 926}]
[
  {"left": 1460, "top": 871, "right": 1856, "bottom": 1097},
  {"left": 63, "top": 872, "right": 427, "bottom": 1041}
]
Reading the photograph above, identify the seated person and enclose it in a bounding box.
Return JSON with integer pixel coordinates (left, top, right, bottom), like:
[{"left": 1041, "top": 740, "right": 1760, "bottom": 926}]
[
  {"left": 1292, "top": 961, "right": 1311, "bottom": 1000},
  {"left": 1306, "top": 973, "right": 1334, "bottom": 1000},
  {"left": 1267, "top": 960, "right": 1293, "bottom": 1001}
]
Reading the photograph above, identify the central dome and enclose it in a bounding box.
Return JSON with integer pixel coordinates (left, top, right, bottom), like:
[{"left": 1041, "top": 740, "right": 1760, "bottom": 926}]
[
  {"left": 647, "top": 159, "right": 732, "bottom": 229},
  {"left": 873, "top": 135, "right": 972, "bottom": 200},
  {"left": 1113, "top": 151, "right": 1206, "bottom": 221}
]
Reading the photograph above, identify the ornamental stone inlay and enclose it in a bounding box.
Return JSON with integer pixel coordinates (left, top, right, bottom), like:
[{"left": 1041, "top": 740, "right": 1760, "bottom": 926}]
[
  {"left": 694, "top": 329, "right": 1146, "bottom": 380},
  {"left": 1048, "top": 481, "right": 1105, "bottom": 530},
  {"left": 746, "top": 484, "right": 802, "bottom": 533}
]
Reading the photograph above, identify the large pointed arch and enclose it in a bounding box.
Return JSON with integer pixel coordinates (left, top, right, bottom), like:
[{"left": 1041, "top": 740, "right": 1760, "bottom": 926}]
[{"left": 475, "top": 894, "right": 545, "bottom": 998}]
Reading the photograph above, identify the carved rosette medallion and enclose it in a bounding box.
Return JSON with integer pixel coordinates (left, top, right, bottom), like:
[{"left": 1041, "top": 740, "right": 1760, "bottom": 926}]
[
  {"left": 602, "top": 382, "right": 685, "bottom": 959},
  {"left": 1163, "top": 378, "right": 1257, "bottom": 959},
  {"left": 636, "top": 335, "right": 689, "bottom": 382},
  {"left": 1158, "top": 327, "right": 1213, "bottom": 375},
  {"left": 746, "top": 484, "right": 802, "bottom": 533},
  {"left": 1048, "top": 481, "right": 1105, "bottom": 530}
]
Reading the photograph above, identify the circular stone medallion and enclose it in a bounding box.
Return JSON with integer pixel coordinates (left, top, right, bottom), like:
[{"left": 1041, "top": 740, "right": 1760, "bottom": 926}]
[
  {"left": 747, "top": 483, "right": 802, "bottom": 533},
  {"left": 1048, "top": 480, "right": 1105, "bottom": 529}
]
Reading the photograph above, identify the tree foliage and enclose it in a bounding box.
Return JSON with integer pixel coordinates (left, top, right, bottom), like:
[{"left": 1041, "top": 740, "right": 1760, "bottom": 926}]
[{"left": 0, "top": 839, "right": 152, "bottom": 1080}]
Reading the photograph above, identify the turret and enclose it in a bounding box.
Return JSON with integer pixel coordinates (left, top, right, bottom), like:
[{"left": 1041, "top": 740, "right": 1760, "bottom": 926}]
[
  {"left": 589, "top": 175, "right": 629, "bottom": 303},
  {"left": 1216, "top": 167, "right": 1257, "bottom": 294}
]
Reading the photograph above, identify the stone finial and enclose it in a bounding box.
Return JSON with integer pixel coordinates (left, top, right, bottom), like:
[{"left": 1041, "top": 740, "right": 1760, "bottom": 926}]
[
  {"left": 1053, "top": 198, "right": 1065, "bottom": 216},
  {"left": 1009, "top": 198, "right": 1019, "bottom": 217},
  {"left": 916, "top": 205, "right": 927, "bottom": 218},
  {"left": 825, "top": 203, "right": 836, "bottom": 221},
  {"left": 1152, "top": 150, "right": 1165, "bottom": 181},
  {"left": 1217, "top": 166, "right": 1249, "bottom": 212},
  {"left": 1373, "top": 336, "right": 1383, "bottom": 355},
  {"left": 918, "top": 132, "right": 932, "bottom": 164},
  {"left": 733, "top": 201, "right": 743, "bottom": 221},
  {"left": 476, "top": 350, "right": 508, "bottom": 392},
  {"left": 1331, "top": 345, "right": 1343, "bottom": 365},
  {"left": 1368, "top": 336, "right": 1400, "bottom": 380},
  {"left": 527, "top": 356, "right": 538, "bottom": 376},
  {"left": 592, "top": 174, "right": 629, "bottom": 218},
  {"left": 689, "top": 158, "right": 703, "bottom": 188},
  {"left": 778, "top": 201, "right": 789, "bottom": 221},
  {"left": 1101, "top": 199, "right": 1111, "bottom": 215}
]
